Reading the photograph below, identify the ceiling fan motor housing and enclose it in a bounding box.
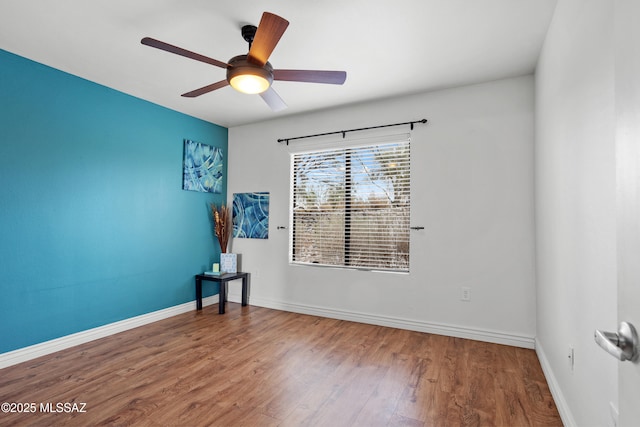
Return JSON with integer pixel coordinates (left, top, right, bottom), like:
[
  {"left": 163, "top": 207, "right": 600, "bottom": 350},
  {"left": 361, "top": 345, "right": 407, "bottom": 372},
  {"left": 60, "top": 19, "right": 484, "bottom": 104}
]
[{"left": 227, "top": 55, "right": 274, "bottom": 94}]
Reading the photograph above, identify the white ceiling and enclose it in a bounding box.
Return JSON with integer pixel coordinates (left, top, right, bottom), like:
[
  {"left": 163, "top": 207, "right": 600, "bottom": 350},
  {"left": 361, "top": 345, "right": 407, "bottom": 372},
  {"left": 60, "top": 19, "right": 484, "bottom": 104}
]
[{"left": 0, "top": 0, "right": 557, "bottom": 128}]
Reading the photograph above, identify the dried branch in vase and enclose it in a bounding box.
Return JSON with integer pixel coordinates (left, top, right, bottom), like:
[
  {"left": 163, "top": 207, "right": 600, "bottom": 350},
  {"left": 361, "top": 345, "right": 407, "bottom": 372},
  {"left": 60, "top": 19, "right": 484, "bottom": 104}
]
[{"left": 211, "top": 203, "right": 232, "bottom": 253}]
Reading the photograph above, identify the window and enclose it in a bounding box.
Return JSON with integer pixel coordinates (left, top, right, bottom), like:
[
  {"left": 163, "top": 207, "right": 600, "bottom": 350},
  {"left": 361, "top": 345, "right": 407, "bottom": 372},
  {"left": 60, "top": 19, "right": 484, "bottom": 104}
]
[{"left": 291, "top": 139, "right": 410, "bottom": 272}]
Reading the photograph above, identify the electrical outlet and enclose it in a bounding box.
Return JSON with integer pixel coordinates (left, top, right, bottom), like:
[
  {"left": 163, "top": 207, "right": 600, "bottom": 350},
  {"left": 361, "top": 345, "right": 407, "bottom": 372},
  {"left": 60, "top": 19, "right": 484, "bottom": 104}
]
[
  {"left": 568, "top": 345, "right": 575, "bottom": 371},
  {"left": 461, "top": 287, "right": 471, "bottom": 301}
]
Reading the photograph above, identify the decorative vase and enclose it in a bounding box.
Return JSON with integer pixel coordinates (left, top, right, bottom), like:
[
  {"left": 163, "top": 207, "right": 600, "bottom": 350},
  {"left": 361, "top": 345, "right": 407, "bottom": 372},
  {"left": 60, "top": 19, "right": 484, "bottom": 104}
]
[{"left": 220, "top": 253, "right": 237, "bottom": 273}]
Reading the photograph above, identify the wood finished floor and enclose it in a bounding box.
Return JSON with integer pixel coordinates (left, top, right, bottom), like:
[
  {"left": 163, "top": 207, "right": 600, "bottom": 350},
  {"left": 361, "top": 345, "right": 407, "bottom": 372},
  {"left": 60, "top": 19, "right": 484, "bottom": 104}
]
[{"left": 0, "top": 303, "right": 562, "bottom": 426}]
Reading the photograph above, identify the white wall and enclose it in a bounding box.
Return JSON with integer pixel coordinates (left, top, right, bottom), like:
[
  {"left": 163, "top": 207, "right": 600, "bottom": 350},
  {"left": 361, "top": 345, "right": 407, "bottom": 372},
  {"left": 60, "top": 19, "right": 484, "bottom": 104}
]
[
  {"left": 227, "top": 75, "right": 536, "bottom": 347},
  {"left": 535, "top": 0, "right": 617, "bottom": 426}
]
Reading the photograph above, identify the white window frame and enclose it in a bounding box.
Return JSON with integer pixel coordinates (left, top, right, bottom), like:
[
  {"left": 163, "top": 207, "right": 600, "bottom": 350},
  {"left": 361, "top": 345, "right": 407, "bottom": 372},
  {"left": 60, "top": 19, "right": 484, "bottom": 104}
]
[{"left": 288, "top": 134, "right": 411, "bottom": 272}]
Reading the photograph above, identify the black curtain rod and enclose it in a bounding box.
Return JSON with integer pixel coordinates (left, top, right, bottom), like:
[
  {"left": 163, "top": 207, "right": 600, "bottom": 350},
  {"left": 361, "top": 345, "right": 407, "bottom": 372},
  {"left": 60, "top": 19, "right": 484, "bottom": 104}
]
[{"left": 277, "top": 119, "right": 428, "bottom": 145}]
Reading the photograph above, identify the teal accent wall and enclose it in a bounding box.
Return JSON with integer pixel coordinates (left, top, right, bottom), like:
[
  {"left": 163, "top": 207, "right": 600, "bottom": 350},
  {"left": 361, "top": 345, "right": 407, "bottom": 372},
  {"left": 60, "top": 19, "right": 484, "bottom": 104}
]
[{"left": 0, "top": 49, "right": 228, "bottom": 353}]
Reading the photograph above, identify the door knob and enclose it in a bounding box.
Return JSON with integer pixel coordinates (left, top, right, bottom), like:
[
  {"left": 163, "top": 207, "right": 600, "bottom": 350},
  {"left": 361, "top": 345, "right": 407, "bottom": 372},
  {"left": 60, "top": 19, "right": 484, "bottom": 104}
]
[{"left": 594, "top": 321, "right": 639, "bottom": 362}]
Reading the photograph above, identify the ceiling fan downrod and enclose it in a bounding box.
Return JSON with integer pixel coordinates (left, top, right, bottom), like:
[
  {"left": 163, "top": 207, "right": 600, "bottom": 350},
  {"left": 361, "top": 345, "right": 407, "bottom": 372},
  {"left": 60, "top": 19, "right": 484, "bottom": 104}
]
[{"left": 241, "top": 25, "right": 258, "bottom": 50}]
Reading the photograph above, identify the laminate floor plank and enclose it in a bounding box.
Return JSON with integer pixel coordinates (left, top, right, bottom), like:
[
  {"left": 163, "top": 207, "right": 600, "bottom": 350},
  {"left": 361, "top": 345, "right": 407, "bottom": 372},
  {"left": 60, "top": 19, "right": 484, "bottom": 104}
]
[
  {"left": 0, "top": 303, "right": 562, "bottom": 426},
  {"left": 353, "top": 353, "right": 416, "bottom": 426}
]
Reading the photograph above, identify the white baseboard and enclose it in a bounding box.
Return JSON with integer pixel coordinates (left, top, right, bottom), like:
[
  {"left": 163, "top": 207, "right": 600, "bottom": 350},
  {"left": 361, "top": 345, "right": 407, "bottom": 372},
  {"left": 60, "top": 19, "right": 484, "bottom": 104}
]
[
  {"left": 535, "top": 337, "right": 576, "bottom": 427},
  {"left": 0, "top": 295, "right": 219, "bottom": 369},
  {"left": 249, "top": 296, "right": 535, "bottom": 349}
]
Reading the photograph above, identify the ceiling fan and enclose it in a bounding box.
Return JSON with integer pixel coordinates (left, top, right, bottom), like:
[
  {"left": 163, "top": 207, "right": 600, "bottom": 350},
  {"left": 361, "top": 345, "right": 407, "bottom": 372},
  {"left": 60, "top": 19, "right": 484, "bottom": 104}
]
[{"left": 141, "top": 12, "right": 347, "bottom": 112}]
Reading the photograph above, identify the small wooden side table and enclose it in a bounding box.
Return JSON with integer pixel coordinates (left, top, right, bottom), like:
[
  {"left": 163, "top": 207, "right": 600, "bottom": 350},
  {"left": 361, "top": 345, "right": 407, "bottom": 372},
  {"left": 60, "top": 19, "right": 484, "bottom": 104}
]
[{"left": 195, "top": 272, "right": 249, "bottom": 314}]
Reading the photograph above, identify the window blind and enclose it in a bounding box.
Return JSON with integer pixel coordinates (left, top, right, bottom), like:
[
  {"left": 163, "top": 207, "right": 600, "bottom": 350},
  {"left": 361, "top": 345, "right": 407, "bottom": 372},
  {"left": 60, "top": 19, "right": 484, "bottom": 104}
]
[{"left": 291, "top": 139, "right": 410, "bottom": 272}]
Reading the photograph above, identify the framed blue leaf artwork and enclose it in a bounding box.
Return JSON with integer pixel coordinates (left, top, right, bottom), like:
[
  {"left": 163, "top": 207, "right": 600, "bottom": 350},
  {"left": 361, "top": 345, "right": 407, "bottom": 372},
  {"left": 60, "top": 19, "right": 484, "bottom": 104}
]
[
  {"left": 233, "top": 192, "right": 269, "bottom": 239},
  {"left": 182, "top": 139, "right": 223, "bottom": 193}
]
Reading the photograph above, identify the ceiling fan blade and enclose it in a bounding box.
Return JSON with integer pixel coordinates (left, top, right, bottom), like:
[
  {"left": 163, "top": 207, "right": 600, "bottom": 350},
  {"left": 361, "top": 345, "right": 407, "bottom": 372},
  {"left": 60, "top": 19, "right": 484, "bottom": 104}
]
[
  {"left": 181, "top": 80, "right": 229, "bottom": 98},
  {"left": 141, "top": 37, "right": 229, "bottom": 69},
  {"left": 273, "top": 69, "right": 347, "bottom": 85},
  {"left": 247, "top": 12, "right": 289, "bottom": 66},
  {"left": 259, "top": 87, "right": 287, "bottom": 111}
]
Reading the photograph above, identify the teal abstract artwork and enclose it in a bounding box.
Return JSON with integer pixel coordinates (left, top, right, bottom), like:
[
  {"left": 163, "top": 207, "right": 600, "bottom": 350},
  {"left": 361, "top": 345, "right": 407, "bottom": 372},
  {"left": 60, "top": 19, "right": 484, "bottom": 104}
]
[
  {"left": 182, "top": 139, "right": 223, "bottom": 193},
  {"left": 233, "top": 192, "right": 269, "bottom": 239}
]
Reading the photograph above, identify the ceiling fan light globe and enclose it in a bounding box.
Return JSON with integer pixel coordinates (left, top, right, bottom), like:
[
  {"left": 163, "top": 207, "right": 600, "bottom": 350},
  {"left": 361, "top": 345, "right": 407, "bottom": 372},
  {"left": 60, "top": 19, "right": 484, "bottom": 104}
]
[
  {"left": 227, "top": 55, "right": 274, "bottom": 95},
  {"left": 230, "top": 74, "right": 271, "bottom": 94}
]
